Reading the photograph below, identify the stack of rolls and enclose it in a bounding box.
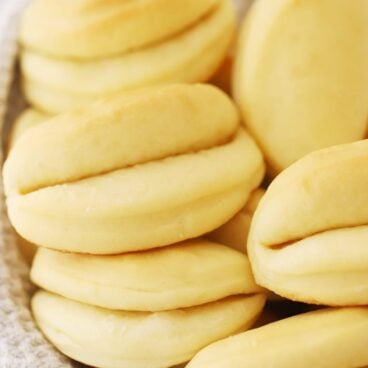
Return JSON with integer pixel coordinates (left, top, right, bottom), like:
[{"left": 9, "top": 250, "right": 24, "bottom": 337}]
[
  {"left": 19, "top": 0, "right": 236, "bottom": 114},
  {"left": 3, "top": 83, "right": 267, "bottom": 368},
  {"left": 10, "top": 0, "right": 368, "bottom": 366},
  {"left": 188, "top": 139, "right": 368, "bottom": 368},
  {"left": 184, "top": 0, "right": 368, "bottom": 365}
]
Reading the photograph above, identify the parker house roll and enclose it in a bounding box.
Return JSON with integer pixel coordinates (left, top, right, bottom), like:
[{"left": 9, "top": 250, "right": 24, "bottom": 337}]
[
  {"left": 233, "top": 0, "right": 368, "bottom": 175},
  {"left": 187, "top": 307, "right": 368, "bottom": 368},
  {"left": 8, "top": 108, "right": 49, "bottom": 151},
  {"left": 20, "top": 0, "right": 235, "bottom": 113},
  {"left": 32, "top": 290, "right": 265, "bottom": 368},
  {"left": 248, "top": 140, "right": 368, "bottom": 306},
  {"left": 31, "top": 238, "right": 264, "bottom": 311},
  {"left": 19, "top": 0, "right": 220, "bottom": 59},
  {"left": 4, "top": 84, "right": 265, "bottom": 254}
]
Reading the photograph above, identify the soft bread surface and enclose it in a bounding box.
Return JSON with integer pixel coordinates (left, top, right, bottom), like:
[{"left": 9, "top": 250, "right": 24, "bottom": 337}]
[
  {"left": 21, "top": 0, "right": 235, "bottom": 113},
  {"left": 20, "top": 0, "right": 219, "bottom": 59},
  {"left": 248, "top": 140, "right": 368, "bottom": 305},
  {"left": 31, "top": 239, "right": 263, "bottom": 311},
  {"left": 187, "top": 307, "right": 368, "bottom": 368},
  {"left": 208, "top": 188, "right": 264, "bottom": 252},
  {"left": 32, "top": 291, "right": 265, "bottom": 368},
  {"left": 7, "top": 110, "right": 48, "bottom": 265},
  {"left": 233, "top": 0, "right": 368, "bottom": 174},
  {"left": 7, "top": 130, "right": 263, "bottom": 253},
  {"left": 5, "top": 84, "right": 238, "bottom": 195},
  {"left": 4, "top": 84, "right": 264, "bottom": 253},
  {"left": 8, "top": 108, "right": 49, "bottom": 151}
]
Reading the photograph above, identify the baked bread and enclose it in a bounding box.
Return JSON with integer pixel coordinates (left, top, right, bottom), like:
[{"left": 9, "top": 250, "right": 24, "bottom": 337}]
[
  {"left": 233, "top": 0, "right": 368, "bottom": 174},
  {"left": 208, "top": 188, "right": 264, "bottom": 252},
  {"left": 21, "top": 0, "right": 235, "bottom": 113},
  {"left": 32, "top": 290, "right": 265, "bottom": 368},
  {"left": 4, "top": 84, "right": 264, "bottom": 254},
  {"left": 8, "top": 108, "right": 48, "bottom": 150},
  {"left": 31, "top": 239, "right": 263, "bottom": 311},
  {"left": 187, "top": 307, "right": 368, "bottom": 368},
  {"left": 248, "top": 140, "right": 368, "bottom": 305},
  {"left": 20, "top": 0, "right": 220, "bottom": 59}
]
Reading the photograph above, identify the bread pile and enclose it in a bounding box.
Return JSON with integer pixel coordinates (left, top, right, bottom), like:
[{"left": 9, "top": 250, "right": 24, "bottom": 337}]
[
  {"left": 188, "top": 138, "right": 368, "bottom": 368},
  {"left": 4, "top": 83, "right": 266, "bottom": 367},
  {"left": 188, "top": 1, "right": 368, "bottom": 366},
  {"left": 4, "top": 0, "right": 368, "bottom": 367},
  {"left": 19, "top": 0, "right": 235, "bottom": 114}
]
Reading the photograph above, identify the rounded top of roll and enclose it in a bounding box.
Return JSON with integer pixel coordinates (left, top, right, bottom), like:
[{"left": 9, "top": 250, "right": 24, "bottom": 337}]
[
  {"left": 19, "top": 0, "right": 220, "bottom": 59},
  {"left": 249, "top": 139, "right": 368, "bottom": 249},
  {"left": 31, "top": 238, "right": 263, "bottom": 311},
  {"left": 4, "top": 84, "right": 239, "bottom": 196}
]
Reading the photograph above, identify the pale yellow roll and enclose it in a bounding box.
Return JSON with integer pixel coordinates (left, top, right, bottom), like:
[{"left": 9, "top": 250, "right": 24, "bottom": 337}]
[
  {"left": 8, "top": 109, "right": 49, "bottom": 151},
  {"left": 32, "top": 291, "right": 266, "bottom": 368},
  {"left": 7, "top": 109, "right": 50, "bottom": 264},
  {"left": 21, "top": 0, "right": 235, "bottom": 113},
  {"left": 248, "top": 140, "right": 368, "bottom": 305},
  {"left": 4, "top": 84, "right": 264, "bottom": 254},
  {"left": 233, "top": 0, "right": 368, "bottom": 174},
  {"left": 4, "top": 84, "right": 239, "bottom": 195},
  {"left": 20, "top": 0, "right": 219, "bottom": 59},
  {"left": 8, "top": 130, "right": 264, "bottom": 254},
  {"left": 31, "top": 239, "right": 264, "bottom": 311},
  {"left": 187, "top": 307, "right": 368, "bottom": 368}
]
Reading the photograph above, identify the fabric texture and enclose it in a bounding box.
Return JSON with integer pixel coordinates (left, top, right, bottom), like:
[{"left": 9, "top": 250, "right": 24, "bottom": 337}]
[
  {"left": 0, "top": 0, "right": 75, "bottom": 367},
  {"left": 0, "top": 0, "right": 253, "bottom": 366}
]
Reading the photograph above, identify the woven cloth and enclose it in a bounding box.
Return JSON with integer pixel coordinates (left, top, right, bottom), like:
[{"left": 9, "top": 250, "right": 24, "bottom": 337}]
[
  {"left": 0, "top": 1, "right": 81, "bottom": 366},
  {"left": 0, "top": 0, "right": 253, "bottom": 366}
]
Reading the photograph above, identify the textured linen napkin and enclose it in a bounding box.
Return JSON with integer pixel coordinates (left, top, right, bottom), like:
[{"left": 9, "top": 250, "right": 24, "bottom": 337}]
[
  {"left": 0, "top": 1, "right": 77, "bottom": 366},
  {"left": 0, "top": 0, "right": 253, "bottom": 366}
]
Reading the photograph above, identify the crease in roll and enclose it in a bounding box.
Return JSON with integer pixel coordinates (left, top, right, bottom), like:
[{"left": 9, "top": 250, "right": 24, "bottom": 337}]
[
  {"left": 31, "top": 238, "right": 264, "bottom": 311},
  {"left": 4, "top": 84, "right": 265, "bottom": 254},
  {"left": 20, "top": 0, "right": 236, "bottom": 113},
  {"left": 248, "top": 139, "right": 368, "bottom": 305},
  {"left": 20, "top": 0, "right": 221, "bottom": 59}
]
